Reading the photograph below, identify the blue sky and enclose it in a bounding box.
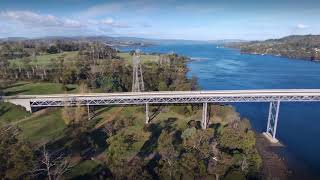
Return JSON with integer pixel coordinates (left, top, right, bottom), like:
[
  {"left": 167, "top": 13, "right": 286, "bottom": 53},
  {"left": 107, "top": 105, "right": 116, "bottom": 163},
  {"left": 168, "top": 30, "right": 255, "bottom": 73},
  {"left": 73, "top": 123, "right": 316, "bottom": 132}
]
[{"left": 0, "top": 0, "right": 319, "bottom": 40}]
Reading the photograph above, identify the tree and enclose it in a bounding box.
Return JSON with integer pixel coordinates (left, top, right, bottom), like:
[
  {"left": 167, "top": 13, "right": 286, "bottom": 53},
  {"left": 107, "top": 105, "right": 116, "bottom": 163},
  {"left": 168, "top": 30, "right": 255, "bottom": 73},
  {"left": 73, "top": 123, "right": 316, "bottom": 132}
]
[
  {"left": 181, "top": 127, "right": 197, "bottom": 142},
  {"left": 0, "top": 58, "right": 9, "bottom": 78},
  {"left": 22, "top": 57, "right": 32, "bottom": 79},
  {"left": 33, "top": 146, "right": 73, "bottom": 180},
  {"left": 156, "top": 130, "right": 180, "bottom": 179},
  {"left": 0, "top": 124, "right": 36, "bottom": 179},
  {"left": 115, "top": 156, "right": 151, "bottom": 180},
  {"left": 79, "top": 82, "right": 90, "bottom": 93},
  {"left": 209, "top": 105, "right": 241, "bottom": 126},
  {"left": 61, "top": 103, "right": 75, "bottom": 125},
  {"left": 158, "top": 81, "right": 168, "bottom": 91},
  {"left": 57, "top": 55, "right": 65, "bottom": 83},
  {"left": 75, "top": 104, "right": 87, "bottom": 124},
  {"left": 61, "top": 68, "right": 77, "bottom": 85},
  {"left": 218, "top": 122, "right": 255, "bottom": 154},
  {"left": 182, "top": 128, "right": 215, "bottom": 159},
  {"left": 207, "top": 152, "right": 234, "bottom": 180},
  {"left": 47, "top": 45, "right": 59, "bottom": 54},
  {"left": 179, "top": 152, "right": 207, "bottom": 178}
]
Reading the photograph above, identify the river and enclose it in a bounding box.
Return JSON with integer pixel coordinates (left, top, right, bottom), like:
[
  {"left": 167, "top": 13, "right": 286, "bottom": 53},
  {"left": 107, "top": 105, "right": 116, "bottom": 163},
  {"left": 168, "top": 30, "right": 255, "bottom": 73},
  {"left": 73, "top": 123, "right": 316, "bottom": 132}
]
[{"left": 120, "top": 43, "right": 320, "bottom": 178}]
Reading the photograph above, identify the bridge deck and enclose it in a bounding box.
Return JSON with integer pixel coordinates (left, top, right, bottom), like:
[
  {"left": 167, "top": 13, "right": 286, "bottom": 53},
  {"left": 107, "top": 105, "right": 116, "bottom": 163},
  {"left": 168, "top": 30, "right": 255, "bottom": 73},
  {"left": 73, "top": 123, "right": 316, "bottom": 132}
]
[
  {"left": 3, "top": 89, "right": 320, "bottom": 141},
  {"left": 3, "top": 89, "right": 320, "bottom": 107}
]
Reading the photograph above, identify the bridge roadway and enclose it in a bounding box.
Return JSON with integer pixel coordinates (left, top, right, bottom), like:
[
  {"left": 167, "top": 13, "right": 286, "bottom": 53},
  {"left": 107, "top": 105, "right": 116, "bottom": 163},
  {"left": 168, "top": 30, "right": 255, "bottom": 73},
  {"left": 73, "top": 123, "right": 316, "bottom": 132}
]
[{"left": 3, "top": 89, "right": 320, "bottom": 143}]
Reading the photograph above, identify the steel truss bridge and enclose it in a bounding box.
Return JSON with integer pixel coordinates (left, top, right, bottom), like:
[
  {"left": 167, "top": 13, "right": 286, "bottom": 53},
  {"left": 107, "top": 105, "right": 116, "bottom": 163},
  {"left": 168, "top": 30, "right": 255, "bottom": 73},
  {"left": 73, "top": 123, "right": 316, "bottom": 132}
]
[{"left": 3, "top": 89, "right": 320, "bottom": 143}]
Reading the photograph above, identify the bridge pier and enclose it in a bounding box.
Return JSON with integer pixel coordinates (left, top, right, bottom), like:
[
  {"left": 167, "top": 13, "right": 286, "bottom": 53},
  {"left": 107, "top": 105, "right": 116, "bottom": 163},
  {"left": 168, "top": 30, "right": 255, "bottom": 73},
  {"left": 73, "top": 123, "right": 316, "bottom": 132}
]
[
  {"left": 87, "top": 105, "right": 91, "bottom": 120},
  {"left": 145, "top": 103, "right": 150, "bottom": 124},
  {"left": 201, "top": 102, "right": 208, "bottom": 129},
  {"left": 264, "top": 101, "right": 280, "bottom": 143}
]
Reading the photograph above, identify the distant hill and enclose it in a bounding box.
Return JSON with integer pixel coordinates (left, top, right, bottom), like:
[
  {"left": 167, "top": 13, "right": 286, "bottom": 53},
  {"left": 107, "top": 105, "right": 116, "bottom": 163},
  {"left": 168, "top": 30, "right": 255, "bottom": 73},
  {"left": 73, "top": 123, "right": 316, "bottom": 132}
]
[
  {"left": 0, "top": 35, "right": 214, "bottom": 47},
  {"left": 0, "top": 37, "right": 29, "bottom": 41},
  {"left": 0, "top": 36, "right": 152, "bottom": 47},
  {"left": 85, "top": 36, "right": 210, "bottom": 45},
  {"left": 208, "top": 39, "right": 248, "bottom": 44},
  {"left": 229, "top": 35, "right": 320, "bottom": 61}
]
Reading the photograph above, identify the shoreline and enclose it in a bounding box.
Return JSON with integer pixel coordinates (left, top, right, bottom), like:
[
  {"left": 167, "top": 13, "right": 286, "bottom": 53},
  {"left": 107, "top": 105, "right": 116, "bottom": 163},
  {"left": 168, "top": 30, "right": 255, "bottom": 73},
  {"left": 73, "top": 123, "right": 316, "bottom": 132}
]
[
  {"left": 256, "top": 133, "right": 289, "bottom": 180},
  {"left": 241, "top": 51, "right": 320, "bottom": 62},
  {"left": 225, "top": 45, "right": 320, "bottom": 62},
  {"left": 120, "top": 45, "right": 319, "bottom": 179}
]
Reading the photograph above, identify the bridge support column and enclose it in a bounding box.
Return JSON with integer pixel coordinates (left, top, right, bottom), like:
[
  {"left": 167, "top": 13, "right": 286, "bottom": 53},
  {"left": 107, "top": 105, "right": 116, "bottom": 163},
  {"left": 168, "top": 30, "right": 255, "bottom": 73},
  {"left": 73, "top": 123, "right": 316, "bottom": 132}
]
[
  {"left": 87, "top": 105, "right": 91, "bottom": 120},
  {"left": 264, "top": 101, "right": 280, "bottom": 143},
  {"left": 145, "top": 103, "right": 150, "bottom": 124},
  {"left": 202, "top": 102, "right": 208, "bottom": 129}
]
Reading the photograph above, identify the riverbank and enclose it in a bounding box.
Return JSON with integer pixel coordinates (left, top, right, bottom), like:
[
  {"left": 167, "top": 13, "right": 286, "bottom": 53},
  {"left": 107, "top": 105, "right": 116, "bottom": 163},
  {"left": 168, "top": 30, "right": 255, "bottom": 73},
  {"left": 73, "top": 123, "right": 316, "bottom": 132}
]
[
  {"left": 256, "top": 134, "right": 289, "bottom": 179},
  {"left": 227, "top": 35, "right": 320, "bottom": 62}
]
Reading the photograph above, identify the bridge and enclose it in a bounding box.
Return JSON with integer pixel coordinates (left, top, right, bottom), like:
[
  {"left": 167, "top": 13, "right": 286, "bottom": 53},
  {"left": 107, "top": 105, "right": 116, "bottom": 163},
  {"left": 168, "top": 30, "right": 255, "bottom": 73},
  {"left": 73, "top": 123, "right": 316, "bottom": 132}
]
[{"left": 3, "top": 89, "right": 320, "bottom": 143}]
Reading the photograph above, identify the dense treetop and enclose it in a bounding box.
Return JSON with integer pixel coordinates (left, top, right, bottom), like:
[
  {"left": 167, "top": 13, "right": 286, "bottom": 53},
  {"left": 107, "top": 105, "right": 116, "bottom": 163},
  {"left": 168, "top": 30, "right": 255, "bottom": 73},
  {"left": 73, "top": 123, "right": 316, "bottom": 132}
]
[{"left": 230, "top": 35, "right": 320, "bottom": 61}]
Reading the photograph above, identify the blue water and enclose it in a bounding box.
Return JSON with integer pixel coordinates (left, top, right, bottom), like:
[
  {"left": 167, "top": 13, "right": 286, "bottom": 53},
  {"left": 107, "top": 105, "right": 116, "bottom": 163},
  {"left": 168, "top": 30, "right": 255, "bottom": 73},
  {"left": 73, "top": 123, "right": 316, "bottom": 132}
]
[{"left": 120, "top": 44, "right": 320, "bottom": 177}]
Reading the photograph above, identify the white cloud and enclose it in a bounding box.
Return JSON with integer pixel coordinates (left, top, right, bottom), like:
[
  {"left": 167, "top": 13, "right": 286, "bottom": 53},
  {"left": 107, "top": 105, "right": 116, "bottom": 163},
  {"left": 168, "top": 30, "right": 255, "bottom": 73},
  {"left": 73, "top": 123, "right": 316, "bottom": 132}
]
[
  {"left": 297, "top": 24, "right": 308, "bottom": 29},
  {"left": 89, "top": 18, "right": 130, "bottom": 28},
  {"left": 0, "top": 9, "right": 153, "bottom": 38},
  {"left": 81, "top": 0, "right": 159, "bottom": 18},
  {"left": 0, "top": 10, "right": 133, "bottom": 37},
  {"left": 84, "top": 3, "right": 122, "bottom": 17},
  {"left": 0, "top": 10, "right": 84, "bottom": 28},
  {"left": 64, "top": 19, "right": 83, "bottom": 28},
  {"left": 101, "top": 18, "right": 114, "bottom": 25}
]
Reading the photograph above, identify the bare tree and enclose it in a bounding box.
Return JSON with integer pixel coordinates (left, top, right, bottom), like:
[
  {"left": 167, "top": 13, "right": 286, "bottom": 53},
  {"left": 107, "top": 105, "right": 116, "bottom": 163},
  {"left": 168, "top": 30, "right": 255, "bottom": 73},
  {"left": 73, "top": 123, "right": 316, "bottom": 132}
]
[{"left": 33, "top": 146, "right": 73, "bottom": 180}]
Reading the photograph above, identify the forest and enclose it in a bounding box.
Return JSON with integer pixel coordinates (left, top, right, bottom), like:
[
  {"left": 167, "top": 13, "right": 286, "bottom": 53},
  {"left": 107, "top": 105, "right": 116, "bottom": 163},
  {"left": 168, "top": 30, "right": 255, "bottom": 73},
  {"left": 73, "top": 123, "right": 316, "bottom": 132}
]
[
  {"left": 0, "top": 39, "right": 261, "bottom": 180},
  {"left": 230, "top": 35, "right": 320, "bottom": 61}
]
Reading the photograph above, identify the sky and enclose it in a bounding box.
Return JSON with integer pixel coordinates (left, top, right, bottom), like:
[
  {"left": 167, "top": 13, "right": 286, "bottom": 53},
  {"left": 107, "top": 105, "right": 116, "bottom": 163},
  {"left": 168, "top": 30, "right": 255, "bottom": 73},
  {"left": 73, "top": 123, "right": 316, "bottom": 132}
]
[{"left": 0, "top": 0, "right": 319, "bottom": 40}]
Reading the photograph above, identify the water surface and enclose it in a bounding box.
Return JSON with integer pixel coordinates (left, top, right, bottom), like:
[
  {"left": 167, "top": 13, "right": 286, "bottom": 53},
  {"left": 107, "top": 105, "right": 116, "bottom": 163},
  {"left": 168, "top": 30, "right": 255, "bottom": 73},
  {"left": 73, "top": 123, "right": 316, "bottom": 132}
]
[{"left": 121, "top": 44, "right": 320, "bottom": 178}]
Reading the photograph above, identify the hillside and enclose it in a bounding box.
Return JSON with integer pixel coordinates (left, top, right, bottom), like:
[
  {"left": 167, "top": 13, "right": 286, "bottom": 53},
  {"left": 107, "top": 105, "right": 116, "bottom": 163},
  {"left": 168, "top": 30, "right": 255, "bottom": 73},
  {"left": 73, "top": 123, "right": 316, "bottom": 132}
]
[
  {"left": 0, "top": 40, "right": 275, "bottom": 179},
  {"left": 230, "top": 35, "right": 320, "bottom": 61},
  {"left": 0, "top": 96, "right": 262, "bottom": 179},
  {"left": 0, "top": 35, "right": 209, "bottom": 47}
]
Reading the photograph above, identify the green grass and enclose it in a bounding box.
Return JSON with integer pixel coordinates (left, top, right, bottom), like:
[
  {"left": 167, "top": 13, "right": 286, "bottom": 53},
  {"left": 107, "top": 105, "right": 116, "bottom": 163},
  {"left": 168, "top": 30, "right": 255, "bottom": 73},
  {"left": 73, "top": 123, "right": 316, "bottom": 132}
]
[
  {"left": 10, "top": 51, "right": 79, "bottom": 67},
  {"left": 67, "top": 160, "right": 101, "bottom": 179},
  {"left": 0, "top": 102, "right": 66, "bottom": 144},
  {"left": 10, "top": 52, "right": 158, "bottom": 67},
  {"left": 3, "top": 82, "right": 79, "bottom": 95},
  {"left": 90, "top": 106, "right": 122, "bottom": 128},
  {"left": 93, "top": 105, "right": 201, "bottom": 132},
  {"left": 118, "top": 52, "right": 159, "bottom": 64},
  {"left": 0, "top": 102, "right": 31, "bottom": 123},
  {"left": 102, "top": 106, "right": 149, "bottom": 155},
  {"left": 150, "top": 106, "right": 202, "bottom": 130},
  {"left": 18, "top": 108, "right": 67, "bottom": 144}
]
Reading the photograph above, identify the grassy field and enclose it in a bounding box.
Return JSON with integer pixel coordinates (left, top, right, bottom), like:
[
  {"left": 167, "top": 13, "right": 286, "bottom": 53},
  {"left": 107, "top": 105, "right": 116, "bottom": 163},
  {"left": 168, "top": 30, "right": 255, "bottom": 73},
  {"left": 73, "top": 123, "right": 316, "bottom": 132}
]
[
  {"left": 116, "top": 52, "right": 159, "bottom": 64},
  {"left": 0, "top": 102, "right": 31, "bottom": 123},
  {"left": 18, "top": 108, "right": 67, "bottom": 144},
  {"left": 10, "top": 51, "right": 78, "bottom": 66},
  {"left": 10, "top": 51, "right": 159, "bottom": 68},
  {"left": 0, "top": 101, "right": 66, "bottom": 144},
  {"left": 2, "top": 82, "right": 79, "bottom": 96},
  {"left": 67, "top": 160, "right": 102, "bottom": 178}
]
